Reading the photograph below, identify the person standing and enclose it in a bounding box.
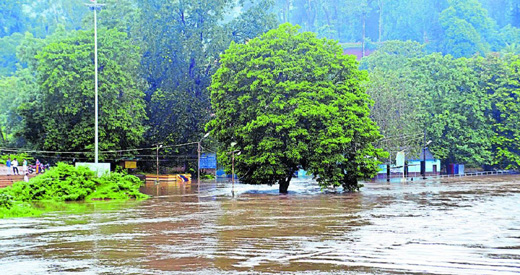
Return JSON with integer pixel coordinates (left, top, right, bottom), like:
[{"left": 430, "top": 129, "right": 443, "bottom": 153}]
[
  {"left": 24, "top": 173, "right": 29, "bottom": 182},
  {"left": 35, "top": 159, "right": 41, "bottom": 174},
  {"left": 12, "top": 159, "right": 19, "bottom": 175},
  {"left": 22, "top": 159, "right": 28, "bottom": 174},
  {"left": 6, "top": 158, "right": 11, "bottom": 175}
]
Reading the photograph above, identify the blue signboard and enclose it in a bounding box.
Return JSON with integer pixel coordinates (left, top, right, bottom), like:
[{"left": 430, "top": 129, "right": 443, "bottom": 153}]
[{"left": 200, "top": 153, "right": 217, "bottom": 169}]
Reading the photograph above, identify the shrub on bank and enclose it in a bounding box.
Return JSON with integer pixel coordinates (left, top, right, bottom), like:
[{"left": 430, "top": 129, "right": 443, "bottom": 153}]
[
  {"left": 0, "top": 163, "right": 148, "bottom": 218},
  {"left": 86, "top": 172, "right": 148, "bottom": 200}
]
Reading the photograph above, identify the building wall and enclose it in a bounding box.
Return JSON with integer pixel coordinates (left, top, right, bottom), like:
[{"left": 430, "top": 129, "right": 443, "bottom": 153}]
[{"left": 408, "top": 160, "right": 441, "bottom": 173}]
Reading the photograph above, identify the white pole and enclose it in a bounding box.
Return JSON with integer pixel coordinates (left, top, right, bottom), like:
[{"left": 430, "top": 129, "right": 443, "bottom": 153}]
[
  {"left": 94, "top": 7, "right": 99, "bottom": 164},
  {"left": 197, "top": 142, "right": 201, "bottom": 183},
  {"left": 156, "top": 145, "right": 159, "bottom": 182}
]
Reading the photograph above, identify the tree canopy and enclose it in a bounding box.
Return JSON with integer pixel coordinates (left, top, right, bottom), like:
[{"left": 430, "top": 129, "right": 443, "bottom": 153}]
[
  {"left": 363, "top": 45, "right": 520, "bottom": 170},
  {"left": 208, "top": 23, "right": 387, "bottom": 193},
  {"left": 17, "top": 29, "right": 147, "bottom": 158},
  {"left": 138, "top": 0, "right": 277, "bottom": 149}
]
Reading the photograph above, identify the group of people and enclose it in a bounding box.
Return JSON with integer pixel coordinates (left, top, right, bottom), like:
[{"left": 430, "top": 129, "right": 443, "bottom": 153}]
[{"left": 5, "top": 158, "right": 45, "bottom": 176}]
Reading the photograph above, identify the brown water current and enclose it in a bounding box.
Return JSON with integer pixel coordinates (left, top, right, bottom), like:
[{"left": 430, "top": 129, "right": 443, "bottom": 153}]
[{"left": 1, "top": 175, "right": 520, "bottom": 274}]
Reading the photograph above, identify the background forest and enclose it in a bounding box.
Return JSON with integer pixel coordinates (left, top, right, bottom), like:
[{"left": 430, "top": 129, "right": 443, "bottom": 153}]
[{"left": 0, "top": 0, "right": 519, "bottom": 171}]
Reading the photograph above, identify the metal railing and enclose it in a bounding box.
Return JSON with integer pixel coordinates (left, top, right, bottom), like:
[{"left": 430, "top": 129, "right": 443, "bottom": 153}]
[
  {"left": 373, "top": 170, "right": 518, "bottom": 182},
  {"left": 438, "top": 170, "right": 516, "bottom": 178}
]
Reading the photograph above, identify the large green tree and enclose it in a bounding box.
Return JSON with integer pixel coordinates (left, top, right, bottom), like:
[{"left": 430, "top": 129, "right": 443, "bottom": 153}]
[
  {"left": 138, "top": 0, "right": 277, "bottom": 147},
  {"left": 491, "top": 56, "right": 520, "bottom": 169},
  {"left": 472, "top": 54, "right": 520, "bottom": 169},
  {"left": 17, "top": 29, "right": 147, "bottom": 159},
  {"left": 361, "top": 41, "right": 427, "bottom": 163},
  {"left": 437, "top": 0, "right": 499, "bottom": 57},
  {"left": 0, "top": 68, "right": 38, "bottom": 146},
  {"left": 0, "top": 33, "right": 24, "bottom": 76},
  {"left": 208, "top": 23, "right": 386, "bottom": 193},
  {"left": 409, "top": 53, "right": 494, "bottom": 167}
]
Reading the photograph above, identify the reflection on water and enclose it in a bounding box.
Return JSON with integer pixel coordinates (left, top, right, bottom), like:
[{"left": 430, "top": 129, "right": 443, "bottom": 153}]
[{"left": 1, "top": 176, "right": 520, "bottom": 274}]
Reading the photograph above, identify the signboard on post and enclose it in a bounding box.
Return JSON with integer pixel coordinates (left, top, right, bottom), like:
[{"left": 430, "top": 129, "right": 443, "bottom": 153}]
[
  {"left": 200, "top": 153, "right": 217, "bottom": 169},
  {"left": 124, "top": 161, "right": 137, "bottom": 169}
]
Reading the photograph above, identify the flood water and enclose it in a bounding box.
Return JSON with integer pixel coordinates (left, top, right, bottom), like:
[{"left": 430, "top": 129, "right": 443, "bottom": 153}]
[{"left": 1, "top": 175, "right": 520, "bottom": 274}]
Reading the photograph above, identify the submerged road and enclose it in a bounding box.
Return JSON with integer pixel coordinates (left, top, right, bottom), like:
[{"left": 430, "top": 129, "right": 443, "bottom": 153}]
[{"left": 0, "top": 175, "right": 519, "bottom": 274}]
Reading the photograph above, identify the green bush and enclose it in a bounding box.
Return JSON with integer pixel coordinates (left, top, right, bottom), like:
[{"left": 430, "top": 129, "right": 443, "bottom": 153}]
[
  {"left": 0, "top": 193, "right": 14, "bottom": 209},
  {"left": 87, "top": 172, "right": 148, "bottom": 200},
  {"left": 0, "top": 163, "right": 148, "bottom": 219},
  {"left": 3, "top": 163, "right": 99, "bottom": 202}
]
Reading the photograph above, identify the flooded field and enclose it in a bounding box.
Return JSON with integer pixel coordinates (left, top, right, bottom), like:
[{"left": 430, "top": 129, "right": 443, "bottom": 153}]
[{"left": 1, "top": 175, "right": 519, "bottom": 274}]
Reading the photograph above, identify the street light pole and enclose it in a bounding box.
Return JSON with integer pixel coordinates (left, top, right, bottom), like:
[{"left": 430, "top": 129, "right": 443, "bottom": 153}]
[
  {"left": 94, "top": 5, "right": 98, "bottom": 164},
  {"left": 232, "top": 150, "right": 235, "bottom": 186},
  {"left": 85, "top": 0, "right": 105, "bottom": 164},
  {"left": 197, "top": 141, "right": 201, "bottom": 181},
  {"left": 230, "top": 150, "right": 240, "bottom": 188},
  {"left": 422, "top": 145, "right": 426, "bottom": 180},
  {"left": 155, "top": 144, "right": 162, "bottom": 184},
  {"left": 197, "top": 132, "right": 210, "bottom": 183},
  {"left": 422, "top": 134, "right": 432, "bottom": 180},
  {"left": 228, "top": 142, "right": 239, "bottom": 196}
]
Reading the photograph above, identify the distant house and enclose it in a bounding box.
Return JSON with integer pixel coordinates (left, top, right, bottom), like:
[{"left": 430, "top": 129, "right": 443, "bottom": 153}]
[{"left": 407, "top": 148, "right": 441, "bottom": 176}]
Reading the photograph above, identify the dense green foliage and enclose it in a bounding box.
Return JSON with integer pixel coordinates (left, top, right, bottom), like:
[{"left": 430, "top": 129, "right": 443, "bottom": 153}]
[
  {"left": 16, "top": 29, "right": 147, "bottom": 157},
  {"left": 0, "top": 163, "right": 147, "bottom": 218},
  {"left": 412, "top": 54, "right": 494, "bottom": 166},
  {"left": 481, "top": 55, "right": 520, "bottom": 169},
  {"left": 140, "top": 0, "right": 277, "bottom": 148},
  {"left": 208, "top": 24, "right": 387, "bottom": 192},
  {"left": 363, "top": 43, "right": 520, "bottom": 170},
  {"left": 360, "top": 41, "right": 426, "bottom": 160},
  {"left": 0, "top": 193, "right": 13, "bottom": 209}
]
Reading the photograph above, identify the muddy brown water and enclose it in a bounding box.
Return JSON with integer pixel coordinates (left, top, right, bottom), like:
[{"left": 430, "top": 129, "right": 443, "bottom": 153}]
[{"left": 1, "top": 176, "right": 519, "bottom": 274}]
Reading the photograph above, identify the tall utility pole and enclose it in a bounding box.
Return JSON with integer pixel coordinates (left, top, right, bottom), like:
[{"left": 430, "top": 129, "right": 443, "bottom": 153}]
[
  {"left": 155, "top": 144, "right": 162, "bottom": 184},
  {"left": 85, "top": 0, "right": 105, "bottom": 163},
  {"left": 197, "top": 133, "right": 210, "bottom": 182},
  {"left": 422, "top": 130, "right": 432, "bottom": 180},
  {"left": 422, "top": 130, "right": 426, "bottom": 179}
]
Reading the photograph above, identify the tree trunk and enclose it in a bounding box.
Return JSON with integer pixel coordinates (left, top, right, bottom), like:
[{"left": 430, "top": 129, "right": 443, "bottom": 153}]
[
  {"left": 378, "top": 0, "right": 383, "bottom": 44},
  {"left": 362, "top": 12, "right": 366, "bottom": 57},
  {"left": 279, "top": 168, "right": 295, "bottom": 193},
  {"left": 0, "top": 127, "right": 4, "bottom": 145},
  {"left": 342, "top": 173, "right": 359, "bottom": 192},
  {"left": 513, "top": 3, "right": 520, "bottom": 27},
  {"left": 279, "top": 179, "right": 290, "bottom": 194},
  {"left": 284, "top": 0, "right": 290, "bottom": 22}
]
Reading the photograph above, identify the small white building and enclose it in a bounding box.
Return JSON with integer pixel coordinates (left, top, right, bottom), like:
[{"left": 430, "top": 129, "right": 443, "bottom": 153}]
[
  {"left": 407, "top": 148, "right": 441, "bottom": 175},
  {"left": 377, "top": 148, "right": 441, "bottom": 177}
]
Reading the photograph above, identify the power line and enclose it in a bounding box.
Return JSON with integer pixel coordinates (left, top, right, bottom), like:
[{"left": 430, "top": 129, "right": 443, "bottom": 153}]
[{"left": 0, "top": 141, "right": 203, "bottom": 156}]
